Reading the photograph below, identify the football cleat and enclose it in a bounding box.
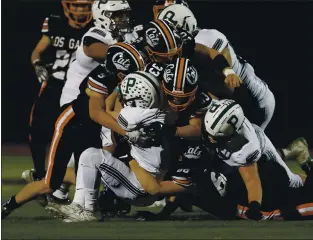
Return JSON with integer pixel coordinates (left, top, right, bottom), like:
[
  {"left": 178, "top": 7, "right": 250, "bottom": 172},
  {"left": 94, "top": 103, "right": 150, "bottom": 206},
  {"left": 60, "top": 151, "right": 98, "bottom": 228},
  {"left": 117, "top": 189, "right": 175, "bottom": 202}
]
[
  {"left": 282, "top": 137, "right": 312, "bottom": 172},
  {"left": 21, "top": 169, "right": 48, "bottom": 207},
  {"left": 63, "top": 209, "right": 99, "bottom": 223},
  {"left": 46, "top": 202, "right": 80, "bottom": 219}
]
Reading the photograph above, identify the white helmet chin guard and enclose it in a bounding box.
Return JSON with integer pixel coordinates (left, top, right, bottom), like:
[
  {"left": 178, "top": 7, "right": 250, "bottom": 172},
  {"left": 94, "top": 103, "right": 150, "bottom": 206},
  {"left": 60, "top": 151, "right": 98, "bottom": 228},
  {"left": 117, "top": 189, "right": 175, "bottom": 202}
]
[
  {"left": 157, "top": 4, "right": 197, "bottom": 35},
  {"left": 203, "top": 99, "right": 245, "bottom": 140},
  {"left": 92, "top": 0, "right": 132, "bottom": 34},
  {"left": 120, "top": 71, "right": 163, "bottom": 109}
]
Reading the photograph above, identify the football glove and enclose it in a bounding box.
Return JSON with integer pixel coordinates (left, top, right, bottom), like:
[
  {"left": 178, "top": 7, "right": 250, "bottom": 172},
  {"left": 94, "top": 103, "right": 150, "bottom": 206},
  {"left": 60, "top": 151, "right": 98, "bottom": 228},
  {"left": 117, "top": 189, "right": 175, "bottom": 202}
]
[{"left": 33, "top": 59, "right": 49, "bottom": 83}]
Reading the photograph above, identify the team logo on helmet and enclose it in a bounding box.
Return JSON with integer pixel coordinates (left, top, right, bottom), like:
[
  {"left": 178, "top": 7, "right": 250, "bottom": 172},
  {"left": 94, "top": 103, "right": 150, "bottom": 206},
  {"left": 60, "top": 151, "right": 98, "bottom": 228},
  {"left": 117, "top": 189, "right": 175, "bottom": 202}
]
[
  {"left": 163, "top": 63, "right": 175, "bottom": 83},
  {"left": 146, "top": 28, "right": 160, "bottom": 47},
  {"left": 186, "top": 65, "right": 198, "bottom": 85},
  {"left": 112, "top": 52, "right": 131, "bottom": 71}
]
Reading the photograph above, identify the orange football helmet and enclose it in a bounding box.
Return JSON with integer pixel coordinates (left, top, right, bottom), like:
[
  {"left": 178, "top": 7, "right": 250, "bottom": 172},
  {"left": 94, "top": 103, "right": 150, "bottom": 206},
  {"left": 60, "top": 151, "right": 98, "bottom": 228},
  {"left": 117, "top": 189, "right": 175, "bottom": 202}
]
[{"left": 62, "top": 0, "right": 94, "bottom": 28}]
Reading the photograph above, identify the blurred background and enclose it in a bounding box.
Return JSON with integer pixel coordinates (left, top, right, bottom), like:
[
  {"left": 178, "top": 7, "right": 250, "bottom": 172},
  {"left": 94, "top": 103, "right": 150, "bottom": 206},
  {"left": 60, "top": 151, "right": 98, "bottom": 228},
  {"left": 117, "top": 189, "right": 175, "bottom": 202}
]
[{"left": 2, "top": 0, "right": 313, "bottom": 148}]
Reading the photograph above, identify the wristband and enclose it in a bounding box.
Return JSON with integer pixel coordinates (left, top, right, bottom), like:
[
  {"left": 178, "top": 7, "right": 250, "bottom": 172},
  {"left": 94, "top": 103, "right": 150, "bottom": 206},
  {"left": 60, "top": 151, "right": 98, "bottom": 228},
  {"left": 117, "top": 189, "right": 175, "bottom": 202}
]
[
  {"left": 223, "top": 68, "right": 235, "bottom": 77},
  {"left": 32, "top": 59, "right": 41, "bottom": 66}
]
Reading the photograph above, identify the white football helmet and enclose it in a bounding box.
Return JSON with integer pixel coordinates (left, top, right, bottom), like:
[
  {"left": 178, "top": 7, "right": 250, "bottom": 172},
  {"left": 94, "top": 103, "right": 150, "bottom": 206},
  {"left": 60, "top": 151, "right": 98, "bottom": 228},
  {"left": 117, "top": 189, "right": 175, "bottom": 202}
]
[
  {"left": 203, "top": 99, "right": 245, "bottom": 141},
  {"left": 157, "top": 4, "right": 197, "bottom": 35},
  {"left": 92, "top": 0, "right": 132, "bottom": 34},
  {"left": 120, "top": 71, "right": 163, "bottom": 109}
]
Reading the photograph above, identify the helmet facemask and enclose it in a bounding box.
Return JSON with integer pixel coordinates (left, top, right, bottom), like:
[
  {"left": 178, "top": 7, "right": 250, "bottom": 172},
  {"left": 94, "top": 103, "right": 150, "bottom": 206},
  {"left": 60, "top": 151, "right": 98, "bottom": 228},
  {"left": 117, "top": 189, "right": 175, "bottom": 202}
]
[
  {"left": 62, "top": 0, "right": 93, "bottom": 28},
  {"left": 163, "top": 82, "right": 197, "bottom": 111},
  {"left": 105, "top": 9, "right": 132, "bottom": 35},
  {"left": 146, "top": 45, "right": 182, "bottom": 63}
]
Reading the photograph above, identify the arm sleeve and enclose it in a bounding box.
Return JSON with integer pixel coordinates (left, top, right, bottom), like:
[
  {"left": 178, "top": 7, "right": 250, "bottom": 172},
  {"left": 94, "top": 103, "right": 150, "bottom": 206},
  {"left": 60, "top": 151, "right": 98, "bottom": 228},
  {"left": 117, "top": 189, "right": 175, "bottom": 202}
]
[{"left": 195, "top": 29, "right": 229, "bottom": 53}]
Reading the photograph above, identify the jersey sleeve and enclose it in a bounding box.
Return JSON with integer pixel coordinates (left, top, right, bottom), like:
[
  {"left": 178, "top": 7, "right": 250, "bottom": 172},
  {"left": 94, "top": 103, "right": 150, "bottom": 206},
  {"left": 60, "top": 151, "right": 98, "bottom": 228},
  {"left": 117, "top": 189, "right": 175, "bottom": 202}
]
[
  {"left": 87, "top": 66, "right": 109, "bottom": 96},
  {"left": 171, "top": 164, "right": 194, "bottom": 187},
  {"left": 83, "top": 27, "right": 117, "bottom": 46},
  {"left": 220, "top": 135, "right": 262, "bottom": 167},
  {"left": 195, "top": 29, "right": 229, "bottom": 53},
  {"left": 41, "top": 15, "right": 61, "bottom": 37}
]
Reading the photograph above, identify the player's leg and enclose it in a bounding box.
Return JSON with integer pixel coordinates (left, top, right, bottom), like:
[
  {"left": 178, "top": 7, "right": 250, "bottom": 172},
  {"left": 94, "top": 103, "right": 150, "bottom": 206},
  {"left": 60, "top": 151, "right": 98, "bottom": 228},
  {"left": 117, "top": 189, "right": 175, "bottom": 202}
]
[
  {"left": 257, "top": 83, "right": 275, "bottom": 130},
  {"left": 263, "top": 134, "right": 304, "bottom": 188},
  {"left": 2, "top": 105, "right": 76, "bottom": 218},
  {"left": 27, "top": 81, "right": 50, "bottom": 180}
]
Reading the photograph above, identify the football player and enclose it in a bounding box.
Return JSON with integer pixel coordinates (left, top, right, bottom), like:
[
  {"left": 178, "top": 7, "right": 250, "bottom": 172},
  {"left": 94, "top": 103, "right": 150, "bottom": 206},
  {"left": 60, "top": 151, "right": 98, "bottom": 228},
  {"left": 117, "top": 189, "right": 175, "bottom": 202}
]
[
  {"left": 135, "top": 153, "right": 313, "bottom": 221},
  {"left": 1, "top": 43, "right": 147, "bottom": 220},
  {"left": 156, "top": 3, "right": 312, "bottom": 168},
  {"left": 201, "top": 99, "right": 307, "bottom": 219},
  {"left": 59, "top": 71, "right": 167, "bottom": 222},
  {"left": 23, "top": 0, "right": 138, "bottom": 204},
  {"left": 25, "top": 0, "right": 94, "bottom": 203}
]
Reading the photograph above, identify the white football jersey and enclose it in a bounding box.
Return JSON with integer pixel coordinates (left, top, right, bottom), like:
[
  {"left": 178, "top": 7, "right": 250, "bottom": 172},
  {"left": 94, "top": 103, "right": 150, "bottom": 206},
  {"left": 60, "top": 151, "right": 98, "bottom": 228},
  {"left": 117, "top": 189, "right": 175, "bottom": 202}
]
[
  {"left": 215, "top": 118, "right": 265, "bottom": 167},
  {"left": 117, "top": 106, "right": 167, "bottom": 175},
  {"left": 195, "top": 29, "right": 269, "bottom": 105},
  {"left": 60, "top": 27, "right": 117, "bottom": 106}
]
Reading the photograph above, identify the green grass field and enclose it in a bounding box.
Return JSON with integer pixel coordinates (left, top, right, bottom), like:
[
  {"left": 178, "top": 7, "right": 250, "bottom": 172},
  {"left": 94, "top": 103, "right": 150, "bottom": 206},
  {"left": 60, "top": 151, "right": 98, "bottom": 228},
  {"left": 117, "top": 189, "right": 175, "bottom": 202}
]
[{"left": 2, "top": 156, "right": 313, "bottom": 239}]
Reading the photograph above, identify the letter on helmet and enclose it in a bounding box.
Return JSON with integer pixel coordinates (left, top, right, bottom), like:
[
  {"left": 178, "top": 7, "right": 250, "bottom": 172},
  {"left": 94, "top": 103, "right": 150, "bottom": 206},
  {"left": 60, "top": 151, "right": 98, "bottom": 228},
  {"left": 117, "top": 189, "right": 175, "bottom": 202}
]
[{"left": 120, "top": 71, "right": 163, "bottom": 109}]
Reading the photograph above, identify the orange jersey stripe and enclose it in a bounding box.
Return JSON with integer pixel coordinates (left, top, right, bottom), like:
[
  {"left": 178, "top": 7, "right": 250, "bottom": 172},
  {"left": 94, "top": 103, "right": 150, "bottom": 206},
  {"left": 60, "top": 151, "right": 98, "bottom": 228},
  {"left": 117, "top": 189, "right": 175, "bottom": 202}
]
[{"left": 88, "top": 79, "right": 108, "bottom": 93}]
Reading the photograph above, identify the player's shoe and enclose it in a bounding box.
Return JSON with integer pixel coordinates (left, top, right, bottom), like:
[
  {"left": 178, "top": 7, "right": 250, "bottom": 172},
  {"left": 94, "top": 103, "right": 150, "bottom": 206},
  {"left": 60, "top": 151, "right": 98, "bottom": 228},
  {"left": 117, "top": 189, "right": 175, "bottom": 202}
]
[
  {"left": 21, "top": 169, "right": 48, "bottom": 207},
  {"left": 148, "top": 199, "right": 166, "bottom": 208},
  {"left": 282, "top": 137, "right": 312, "bottom": 171},
  {"left": 63, "top": 209, "right": 99, "bottom": 223},
  {"left": 45, "top": 194, "right": 71, "bottom": 217},
  {"left": 46, "top": 202, "right": 80, "bottom": 219}
]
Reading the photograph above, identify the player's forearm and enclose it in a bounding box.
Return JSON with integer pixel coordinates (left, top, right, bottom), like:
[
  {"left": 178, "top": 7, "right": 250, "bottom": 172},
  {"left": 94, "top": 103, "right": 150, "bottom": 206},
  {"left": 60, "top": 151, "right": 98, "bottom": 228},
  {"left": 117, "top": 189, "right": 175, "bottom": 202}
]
[
  {"left": 31, "top": 35, "right": 51, "bottom": 64},
  {"left": 31, "top": 51, "right": 42, "bottom": 65},
  {"left": 176, "top": 125, "right": 201, "bottom": 139},
  {"left": 158, "top": 181, "right": 187, "bottom": 196},
  {"left": 91, "top": 109, "right": 126, "bottom": 136},
  {"left": 89, "top": 97, "right": 126, "bottom": 136},
  {"left": 239, "top": 163, "right": 263, "bottom": 204}
]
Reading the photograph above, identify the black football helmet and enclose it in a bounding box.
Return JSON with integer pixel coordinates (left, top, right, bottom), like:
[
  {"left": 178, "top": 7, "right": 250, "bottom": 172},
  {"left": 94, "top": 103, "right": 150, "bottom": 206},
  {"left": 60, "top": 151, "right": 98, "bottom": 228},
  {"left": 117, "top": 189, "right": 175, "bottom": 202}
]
[
  {"left": 143, "top": 19, "right": 183, "bottom": 63},
  {"left": 162, "top": 57, "right": 198, "bottom": 111},
  {"left": 106, "top": 42, "right": 147, "bottom": 82}
]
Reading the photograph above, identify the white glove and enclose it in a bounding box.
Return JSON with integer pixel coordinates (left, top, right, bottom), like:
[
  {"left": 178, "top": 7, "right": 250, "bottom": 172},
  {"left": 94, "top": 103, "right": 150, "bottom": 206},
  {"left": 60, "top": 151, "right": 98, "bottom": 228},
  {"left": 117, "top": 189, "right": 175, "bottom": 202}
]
[
  {"left": 125, "top": 130, "right": 141, "bottom": 144},
  {"left": 33, "top": 59, "right": 49, "bottom": 83}
]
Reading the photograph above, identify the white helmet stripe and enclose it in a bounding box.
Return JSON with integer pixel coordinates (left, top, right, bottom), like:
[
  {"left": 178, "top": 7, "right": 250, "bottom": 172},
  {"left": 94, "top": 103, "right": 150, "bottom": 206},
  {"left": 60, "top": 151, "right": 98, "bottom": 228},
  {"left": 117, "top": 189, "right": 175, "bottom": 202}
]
[{"left": 210, "top": 102, "right": 237, "bottom": 130}]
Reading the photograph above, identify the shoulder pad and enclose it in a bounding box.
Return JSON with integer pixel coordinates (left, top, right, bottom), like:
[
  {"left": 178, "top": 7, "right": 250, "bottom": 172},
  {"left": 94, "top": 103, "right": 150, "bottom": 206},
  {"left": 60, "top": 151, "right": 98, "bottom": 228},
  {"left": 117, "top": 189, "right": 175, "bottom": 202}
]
[{"left": 84, "top": 27, "right": 116, "bottom": 45}]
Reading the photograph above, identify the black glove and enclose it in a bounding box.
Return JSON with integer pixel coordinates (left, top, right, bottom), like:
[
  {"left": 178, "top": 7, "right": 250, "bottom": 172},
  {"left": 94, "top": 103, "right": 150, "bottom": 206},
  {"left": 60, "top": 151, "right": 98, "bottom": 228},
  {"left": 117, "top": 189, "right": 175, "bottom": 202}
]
[
  {"left": 245, "top": 201, "right": 263, "bottom": 221},
  {"left": 137, "top": 122, "right": 176, "bottom": 148},
  {"left": 33, "top": 59, "right": 49, "bottom": 83}
]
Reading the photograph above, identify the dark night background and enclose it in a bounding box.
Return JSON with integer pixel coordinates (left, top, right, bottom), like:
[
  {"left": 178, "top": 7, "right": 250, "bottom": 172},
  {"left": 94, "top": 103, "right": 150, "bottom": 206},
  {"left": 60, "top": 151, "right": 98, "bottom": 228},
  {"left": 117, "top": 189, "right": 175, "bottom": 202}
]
[{"left": 1, "top": 0, "right": 313, "bottom": 148}]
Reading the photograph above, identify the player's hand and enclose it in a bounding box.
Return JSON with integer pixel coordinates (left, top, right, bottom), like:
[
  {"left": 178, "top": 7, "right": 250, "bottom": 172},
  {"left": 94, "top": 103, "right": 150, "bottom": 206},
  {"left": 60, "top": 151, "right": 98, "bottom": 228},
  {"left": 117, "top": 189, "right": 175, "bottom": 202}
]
[
  {"left": 223, "top": 68, "right": 242, "bottom": 88},
  {"left": 245, "top": 201, "right": 263, "bottom": 221},
  {"left": 125, "top": 130, "right": 142, "bottom": 144},
  {"left": 33, "top": 60, "right": 49, "bottom": 83}
]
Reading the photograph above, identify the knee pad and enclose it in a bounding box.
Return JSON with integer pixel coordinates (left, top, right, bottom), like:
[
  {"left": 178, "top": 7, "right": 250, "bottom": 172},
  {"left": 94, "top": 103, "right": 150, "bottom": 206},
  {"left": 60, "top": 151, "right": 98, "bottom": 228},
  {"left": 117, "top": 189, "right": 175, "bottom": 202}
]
[{"left": 79, "top": 147, "right": 103, "bottom": 169}]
